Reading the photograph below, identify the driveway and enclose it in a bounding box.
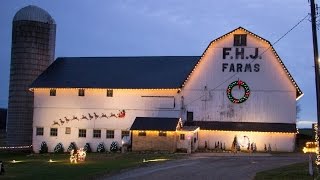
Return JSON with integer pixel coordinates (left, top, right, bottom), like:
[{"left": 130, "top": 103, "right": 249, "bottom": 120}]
[{"left": 103, "top": 153, "right": 308, "bottom": 180}]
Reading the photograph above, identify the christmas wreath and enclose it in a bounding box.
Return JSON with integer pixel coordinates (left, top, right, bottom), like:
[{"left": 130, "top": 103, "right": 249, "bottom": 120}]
[{"left": 226, "top": 80, "right": 250, "bottom": 104}]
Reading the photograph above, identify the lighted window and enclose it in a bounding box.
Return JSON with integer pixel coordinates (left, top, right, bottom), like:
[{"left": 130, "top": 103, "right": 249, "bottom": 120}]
[
  {"left": 50, "top": 89, "right": 56, "bottom": 96},
  {"left": 106, "top": 130, "right": 114, "bottom": 139},
  {"left": 107, "top": 89, "right": 113, "bottom": 97},
  {"left": 65, "top": 127, "right": 71, "bottom": 134},
  {"left": 234, "top": 34, "right": 247, "bottom": 46},
  {"left": 159, "top": 131, "right": 167, "bottom": 137},
  {"left": 180, "top": 134, "right": 185, "bottom": 140},
  {"left": 78, "top": 129, "right": 86, "bottom": 138},
  {"left": 121, "top": 130, "right": 130, "bottom": 139},
  {"left": 78, "top": 89, "right": 85, "bottom": 96},
  {"left": 50, "top": 128, "right": 58, "bottom": 136},
  {"left": 93, "top": 129, "right": 101, "bottom": 138},
  {"left": 138, "top": 131, "right": 146, "bottom": 136},
  {"left": 36, "top": 127, "right": 44, "bottom": 136}
]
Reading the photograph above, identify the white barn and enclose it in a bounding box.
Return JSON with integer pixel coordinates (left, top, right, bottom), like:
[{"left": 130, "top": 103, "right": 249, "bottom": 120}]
[{"left": 30, "top": 27, "right": 303, "bottom": 152}]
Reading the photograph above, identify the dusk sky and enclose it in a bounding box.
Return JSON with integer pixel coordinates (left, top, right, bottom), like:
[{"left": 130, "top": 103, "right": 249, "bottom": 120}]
[{"left": 0, "top": 1, "right": 316, "bottom": 128}]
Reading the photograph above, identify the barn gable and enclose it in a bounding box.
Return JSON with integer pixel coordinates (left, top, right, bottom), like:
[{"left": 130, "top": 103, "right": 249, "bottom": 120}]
[{"left": 182, "top": 27, "right": 303, "bottom": 100}]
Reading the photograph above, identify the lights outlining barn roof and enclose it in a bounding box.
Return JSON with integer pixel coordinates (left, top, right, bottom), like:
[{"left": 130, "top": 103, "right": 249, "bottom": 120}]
[
  {"left": 29, "top": 87, "right": 181, "bottom": 92},
  {"left": 181, "top": 27, "right": 303, "bottom": 100}
]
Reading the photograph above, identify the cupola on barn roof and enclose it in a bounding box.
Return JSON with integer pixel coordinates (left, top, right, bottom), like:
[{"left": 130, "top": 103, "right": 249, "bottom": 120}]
[{"left": 13, "top": 5, "right": 55, "bottom": 24}]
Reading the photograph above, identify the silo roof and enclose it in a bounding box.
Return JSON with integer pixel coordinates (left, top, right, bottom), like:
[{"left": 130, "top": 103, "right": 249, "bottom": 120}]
[{"left": 13, "top": 5, "right": 55, "bottom": 24}]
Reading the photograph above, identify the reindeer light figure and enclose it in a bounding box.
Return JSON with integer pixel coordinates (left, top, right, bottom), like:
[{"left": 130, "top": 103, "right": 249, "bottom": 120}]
[
  {"left": 69, "top": 149, "right": 77, "bottom": 164},
  {"left": 59, "top": 118, "right": 65, "bottom": 125},
  {"left": 72, "top": 116, "right": 79, "bottom": 121},
  {"left": 93, "top": 112, "right": 99, "bottom": 119},
  {"left": 100, "top": 113, "right": 108, "bottom": 119},
  {"left": 81, "top": 115, "right": 88, "bottom": 120},
  {"left": 64, "top": 117, "right": 71, "bottom": 123},
  {"left": 77, "top": 148, "right": 86, "bottom": 162},
  {"left": 69, "top": 148, "right": 86, "bottom": 164},
  {"left": 52, "top": 121, "right": 60, "bottom": 126},
  {"left": 88, "top": 113, "right": 94, "bottom": 120}
]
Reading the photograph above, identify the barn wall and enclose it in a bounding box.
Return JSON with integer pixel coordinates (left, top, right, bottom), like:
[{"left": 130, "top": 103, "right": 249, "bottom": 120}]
[
  {"left": 198, "top": 130, "right": 296, "bottom": 152},
  {"left": 32, "top": 89, "right": 180, "bottom": 152},
  {"left": 181, "top": 29, "right": 296, "bottom": 124},
  {"left": 132, "top": 130, "right": 177, "bottom": 152}
]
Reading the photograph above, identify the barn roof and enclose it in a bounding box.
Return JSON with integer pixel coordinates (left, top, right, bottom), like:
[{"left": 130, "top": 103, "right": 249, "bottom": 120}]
[
  {"left": 30, "top": 56, "right": 199, "bottom": 89},
  {"left": 184, "top": 121, "right": 296, "bottom": 133},
  {"left": 30, "top": 27, "right": 303, "bottom": 100},
  {"left": 181, "top": 27, "right": 303, "bottom": 100},
  {"left": 130, "top": 117, "right": 180, "bottom": 131}
]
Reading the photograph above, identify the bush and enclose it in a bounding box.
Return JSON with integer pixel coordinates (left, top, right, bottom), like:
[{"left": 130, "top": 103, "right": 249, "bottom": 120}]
[
  {"left": 39, "top": 141, "right": 48, "bottom": 154},
  {"left": 97, "top": 142, "right": 105, "bottom": 153},
  {"left": 67, "top": 142, "right": 77, "bottom": 153},
  {"left": 54, "top": 143, "right": 64, "bottom": 153},
  {"left": 110, "top": 141, "right": 119, "bottom": 152},
  {"left": 84, "top": 143, "right": 92, "bottom": 153}
]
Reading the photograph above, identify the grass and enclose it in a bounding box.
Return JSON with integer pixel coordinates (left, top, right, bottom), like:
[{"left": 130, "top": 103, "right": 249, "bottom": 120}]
[
  {"left": 0, "top": 152, "right": 182, "bottom": 179},
  {"left": 254, "top": 162, "right": 317, "bottom": 180}
]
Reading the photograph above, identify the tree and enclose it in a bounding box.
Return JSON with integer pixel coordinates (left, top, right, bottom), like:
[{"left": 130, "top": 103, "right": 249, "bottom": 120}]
[{"left": 296, "top": 103, "right": 301, "bottom": 120}]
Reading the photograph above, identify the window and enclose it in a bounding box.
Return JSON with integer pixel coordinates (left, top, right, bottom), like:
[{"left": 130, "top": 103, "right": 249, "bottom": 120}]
[
  {"left": 78, "top": 89, "right": 85, "bottom": 96},
  {"left": 138, "top": 131, "right": 146, "bottom": 136},
  {"left": 187, "top": 111, "right": 193, "bottom": 121},
  {"left": 65, "top": 127, "right": 71, "bottom": 134},
  {"left": 36, "top": 127, "right": 44, "bottom": 136},
  {"left": 121, "top": 130, "right": 130, "bottom": 139},
  {"left": 234, "top": 34, "right": 247, "bottom": 46},
  {"left": 78, "top": 129, "right": 86, "bottom": 138},
  {"left": 180, "top": 134, "right": 185, "bottom": 140},
  {"left": 106, "top": 130, "right": 114, "bottom": 139},
  {"left": 159, "top": 131, "right": 167, "bottom": 137},
  {"left": 93, "top": 129, "right": 101, "bottom": 138},
  {"left": 107, "top": 89, "right": 113, "bottom": 97},
  {"left": 50, "top": 128, "right": 58, "bottom": 136},
  {"left": 50, "top": 89, "right": 56, "bottom": 96}
]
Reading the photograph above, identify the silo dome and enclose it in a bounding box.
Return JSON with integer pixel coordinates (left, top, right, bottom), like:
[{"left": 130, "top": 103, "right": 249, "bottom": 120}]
[{"left": 13, "top": 5, "right": 55, "bottom": 24}]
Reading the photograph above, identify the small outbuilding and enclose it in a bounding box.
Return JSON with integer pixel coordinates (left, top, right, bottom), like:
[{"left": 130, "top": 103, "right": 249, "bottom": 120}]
[{"left": 130, "top": 117, "right": 183, "bottom": 152}]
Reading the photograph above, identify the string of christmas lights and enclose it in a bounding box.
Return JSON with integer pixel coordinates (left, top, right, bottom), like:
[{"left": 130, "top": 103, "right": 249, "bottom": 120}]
[
  {"left": 0, "top": 145, "right": 32, "bottom": 149},
  {"left": 314, "top": 124, "right": 320, "bottom": 165}
]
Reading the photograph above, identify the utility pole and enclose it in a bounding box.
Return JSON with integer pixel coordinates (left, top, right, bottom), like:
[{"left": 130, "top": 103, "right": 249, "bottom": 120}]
[{"left": 310, "top": 0, "right": 320, "bottom": 165}]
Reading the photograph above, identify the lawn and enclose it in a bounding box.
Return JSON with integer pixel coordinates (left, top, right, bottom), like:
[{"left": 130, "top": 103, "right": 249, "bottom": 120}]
[
  {"left": 0, "top": 152, "right": 182, "bottom": 179},
  {"left": 254, "top": 162, "right": 317, "bottom": 180}
]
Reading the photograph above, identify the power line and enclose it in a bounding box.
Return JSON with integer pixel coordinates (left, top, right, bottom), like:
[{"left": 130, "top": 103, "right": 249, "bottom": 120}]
[{"left": 184, "top": 14, "right": 310, "bottom": 107}]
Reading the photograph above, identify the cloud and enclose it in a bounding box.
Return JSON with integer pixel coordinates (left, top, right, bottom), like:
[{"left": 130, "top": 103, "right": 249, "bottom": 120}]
[{"left": 297, "top": 120, "right": 316, "bottom": 128}]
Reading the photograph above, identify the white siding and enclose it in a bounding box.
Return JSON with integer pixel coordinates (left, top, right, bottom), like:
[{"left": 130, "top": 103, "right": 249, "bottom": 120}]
[
  {"left": 181, "top": 29, "right": 296, "bottom": 124},
  {"left": 32, "top": 89, "right": 180, "bottom": 152}
]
